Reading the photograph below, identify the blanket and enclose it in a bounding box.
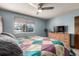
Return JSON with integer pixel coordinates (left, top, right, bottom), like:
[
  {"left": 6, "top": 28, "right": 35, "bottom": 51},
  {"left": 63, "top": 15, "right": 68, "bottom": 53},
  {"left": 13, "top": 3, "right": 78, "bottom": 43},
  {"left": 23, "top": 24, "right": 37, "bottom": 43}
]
[{"left": 17, "top": 36, "right": 70, "bottom": 56}]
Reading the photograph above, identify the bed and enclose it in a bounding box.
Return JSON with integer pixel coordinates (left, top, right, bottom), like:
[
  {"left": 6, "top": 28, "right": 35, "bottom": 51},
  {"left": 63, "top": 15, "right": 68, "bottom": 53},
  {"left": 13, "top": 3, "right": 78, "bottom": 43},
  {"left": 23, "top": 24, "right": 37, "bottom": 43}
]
[{"left": 16, "top": 36, "right": 70, "bottom": 56}]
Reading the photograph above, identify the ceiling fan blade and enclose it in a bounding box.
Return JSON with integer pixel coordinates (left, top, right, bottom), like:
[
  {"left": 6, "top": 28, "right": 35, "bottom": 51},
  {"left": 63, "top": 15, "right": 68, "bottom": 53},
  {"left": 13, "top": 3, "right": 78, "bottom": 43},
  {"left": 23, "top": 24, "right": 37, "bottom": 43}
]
[{"left": 41, "top": 7, "right": 54, "bottom": 10}]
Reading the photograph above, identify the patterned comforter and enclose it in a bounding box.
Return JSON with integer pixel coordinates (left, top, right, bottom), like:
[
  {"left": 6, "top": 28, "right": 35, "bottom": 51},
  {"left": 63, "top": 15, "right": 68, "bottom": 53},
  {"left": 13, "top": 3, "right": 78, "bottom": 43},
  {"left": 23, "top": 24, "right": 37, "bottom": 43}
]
[{"left": 17, "top": 36, "right": 70, "bottom": 56}]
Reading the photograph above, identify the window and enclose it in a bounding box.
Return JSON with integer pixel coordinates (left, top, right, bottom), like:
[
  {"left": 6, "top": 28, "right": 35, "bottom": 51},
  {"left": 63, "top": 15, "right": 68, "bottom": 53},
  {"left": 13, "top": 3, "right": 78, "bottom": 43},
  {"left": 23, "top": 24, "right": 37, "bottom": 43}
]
[{"left": 14, "top": 17, "right": 35, "bottom": 33}]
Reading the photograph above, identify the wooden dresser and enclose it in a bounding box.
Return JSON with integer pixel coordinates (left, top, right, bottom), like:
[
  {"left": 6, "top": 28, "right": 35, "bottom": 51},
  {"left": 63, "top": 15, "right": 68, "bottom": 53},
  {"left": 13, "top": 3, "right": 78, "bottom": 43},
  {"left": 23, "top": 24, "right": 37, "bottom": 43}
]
[{"left": 48, "top": 32, "right": 70, "bottom": 48}]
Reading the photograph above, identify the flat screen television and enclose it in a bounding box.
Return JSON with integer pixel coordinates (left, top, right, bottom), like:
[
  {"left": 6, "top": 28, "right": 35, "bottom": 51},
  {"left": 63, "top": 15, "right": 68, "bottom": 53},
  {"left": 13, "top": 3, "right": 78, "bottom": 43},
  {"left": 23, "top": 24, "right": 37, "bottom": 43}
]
[{"left": 54, "top": 26, "right": 68, "bottom": 33}]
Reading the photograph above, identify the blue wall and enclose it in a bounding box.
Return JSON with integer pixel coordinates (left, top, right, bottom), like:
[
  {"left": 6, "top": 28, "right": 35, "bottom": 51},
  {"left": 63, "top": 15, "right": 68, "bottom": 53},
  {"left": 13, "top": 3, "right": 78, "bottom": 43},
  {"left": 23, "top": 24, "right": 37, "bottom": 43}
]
[
  {"left": 0, "top": 10, "right": 46, "bottom": 37},
  {"left": 1, "top": 9, "right": 79, "bottom": 46},
  {"left": 47, "top": 9, "right": 79, "bottom": 46}
]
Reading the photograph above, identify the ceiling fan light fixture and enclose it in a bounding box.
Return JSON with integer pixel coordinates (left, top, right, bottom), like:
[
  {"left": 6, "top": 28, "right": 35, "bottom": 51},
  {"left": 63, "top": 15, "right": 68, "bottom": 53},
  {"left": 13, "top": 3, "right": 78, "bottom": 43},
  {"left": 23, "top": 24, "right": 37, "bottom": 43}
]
[{"left": 38, "top": 9, "right": 42, "bottom": 13}]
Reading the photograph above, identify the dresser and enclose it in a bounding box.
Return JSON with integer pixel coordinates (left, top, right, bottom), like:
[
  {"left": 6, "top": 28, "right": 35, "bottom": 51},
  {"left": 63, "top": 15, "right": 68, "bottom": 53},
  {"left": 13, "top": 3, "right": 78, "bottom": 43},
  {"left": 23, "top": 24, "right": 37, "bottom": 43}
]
[{"left": 48, "top": 32, "right": 70, "bottom": 48}]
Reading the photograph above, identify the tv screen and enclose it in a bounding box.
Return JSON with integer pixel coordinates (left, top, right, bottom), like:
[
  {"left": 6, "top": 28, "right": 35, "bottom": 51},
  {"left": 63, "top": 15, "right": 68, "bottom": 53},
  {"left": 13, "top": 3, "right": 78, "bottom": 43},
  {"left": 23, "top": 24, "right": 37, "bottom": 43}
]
[{"left": 54, "top": 26, "right": 67, "bottom": 33}]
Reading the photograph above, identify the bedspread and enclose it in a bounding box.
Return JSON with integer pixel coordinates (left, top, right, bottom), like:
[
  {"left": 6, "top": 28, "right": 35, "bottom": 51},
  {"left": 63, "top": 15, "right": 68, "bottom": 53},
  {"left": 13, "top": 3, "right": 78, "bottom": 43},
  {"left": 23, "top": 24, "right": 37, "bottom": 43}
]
[{"left": 17, "top": 36, "right": 70, "bottom": 56}]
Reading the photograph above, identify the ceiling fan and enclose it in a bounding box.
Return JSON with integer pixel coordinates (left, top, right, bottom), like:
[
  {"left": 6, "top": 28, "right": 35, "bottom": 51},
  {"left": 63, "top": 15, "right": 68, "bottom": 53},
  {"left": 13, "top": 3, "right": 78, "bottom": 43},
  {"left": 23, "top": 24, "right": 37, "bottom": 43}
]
[{"left": 28, "top": 3, "right": 54, "bottom": 14}]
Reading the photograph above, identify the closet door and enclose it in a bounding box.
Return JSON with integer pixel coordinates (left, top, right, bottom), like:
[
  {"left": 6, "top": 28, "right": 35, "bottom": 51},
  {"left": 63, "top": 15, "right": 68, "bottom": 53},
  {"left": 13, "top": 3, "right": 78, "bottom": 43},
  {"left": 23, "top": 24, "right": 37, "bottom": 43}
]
[{"left": 0, "top": 16, "right": 3, "bottom": 33}]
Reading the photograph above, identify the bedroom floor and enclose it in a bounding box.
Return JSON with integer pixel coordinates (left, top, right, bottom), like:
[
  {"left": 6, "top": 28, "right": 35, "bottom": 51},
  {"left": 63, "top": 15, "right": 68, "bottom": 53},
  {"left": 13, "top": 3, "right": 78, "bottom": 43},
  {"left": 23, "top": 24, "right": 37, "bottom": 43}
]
[{"left": 73, "top": 49, "right": 79, "bottom": 56}]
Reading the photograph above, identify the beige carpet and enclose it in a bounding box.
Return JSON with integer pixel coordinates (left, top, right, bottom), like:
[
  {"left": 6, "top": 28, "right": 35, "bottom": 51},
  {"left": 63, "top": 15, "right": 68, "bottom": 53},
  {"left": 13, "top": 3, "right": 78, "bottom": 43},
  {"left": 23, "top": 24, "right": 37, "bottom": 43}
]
[{"left": 73, "top": 49, "right": 79, "bottom": 56}]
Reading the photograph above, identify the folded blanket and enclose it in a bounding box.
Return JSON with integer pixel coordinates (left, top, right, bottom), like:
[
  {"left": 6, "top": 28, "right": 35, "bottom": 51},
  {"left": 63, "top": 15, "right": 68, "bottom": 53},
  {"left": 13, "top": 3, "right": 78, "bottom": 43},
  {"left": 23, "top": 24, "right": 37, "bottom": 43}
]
[
  {"left": 0, "top": 32, "right": 16, "bottom": 44},
  {"left": 0, "top": 33, "right": 23, "bottom": 56}
]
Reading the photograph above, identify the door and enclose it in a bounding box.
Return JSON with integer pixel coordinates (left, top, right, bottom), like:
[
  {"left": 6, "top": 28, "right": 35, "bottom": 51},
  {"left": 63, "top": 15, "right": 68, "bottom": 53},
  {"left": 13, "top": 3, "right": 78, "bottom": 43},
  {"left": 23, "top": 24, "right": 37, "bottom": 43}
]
[{"left": 75, "top": 16, "right": 79, "bottom": 49}]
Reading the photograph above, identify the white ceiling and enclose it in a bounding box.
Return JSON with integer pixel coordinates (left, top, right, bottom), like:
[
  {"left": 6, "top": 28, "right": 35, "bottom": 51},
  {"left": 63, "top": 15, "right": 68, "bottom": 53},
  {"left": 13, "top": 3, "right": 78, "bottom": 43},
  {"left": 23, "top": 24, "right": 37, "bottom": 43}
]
[{"left": 0, "top": 3, "right": 79, "bottom": 20}]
